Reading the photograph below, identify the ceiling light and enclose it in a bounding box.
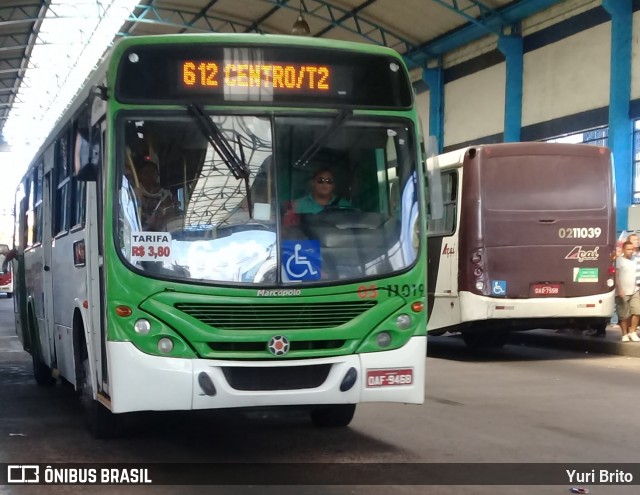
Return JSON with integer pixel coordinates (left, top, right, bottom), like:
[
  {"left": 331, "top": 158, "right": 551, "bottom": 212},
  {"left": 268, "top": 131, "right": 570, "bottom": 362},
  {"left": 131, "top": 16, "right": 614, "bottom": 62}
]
[{"left": 291, "top": 3, "right": 310, "bottom": 36}]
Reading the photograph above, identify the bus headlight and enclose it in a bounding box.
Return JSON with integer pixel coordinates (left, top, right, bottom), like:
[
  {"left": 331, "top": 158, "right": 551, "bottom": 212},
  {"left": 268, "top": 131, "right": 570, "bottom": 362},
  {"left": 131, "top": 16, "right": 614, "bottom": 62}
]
[
  {"left": 134, "top": 319, "right": 151, "bottom": 335},
  {"left": 396, "top": 314, "right": 411, "bottom": 329},
  {"left": 475, "top": 281, "right": 484, "bottom": 290},
  {"left": 376, "top": 332, "right": 392, "bottom": 348},
  {"left": 158, "top": 337, "right": 174, "bottom": 354}
]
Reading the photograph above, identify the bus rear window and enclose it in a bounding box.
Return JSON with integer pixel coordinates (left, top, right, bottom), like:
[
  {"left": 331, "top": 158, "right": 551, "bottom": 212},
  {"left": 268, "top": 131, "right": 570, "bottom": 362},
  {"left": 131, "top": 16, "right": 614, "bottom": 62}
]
[{"left": 482, "top": 154, "right": 608, "bottom": 211}]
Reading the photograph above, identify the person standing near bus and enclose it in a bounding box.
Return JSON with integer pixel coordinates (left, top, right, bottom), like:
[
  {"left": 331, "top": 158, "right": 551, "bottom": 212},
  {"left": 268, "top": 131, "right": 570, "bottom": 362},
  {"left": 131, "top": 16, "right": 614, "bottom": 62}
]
[
  {"left": 625, "top": 233, "right": 640, "bottom": 337},
  {"left": 615, "top": 241, "right": 640, "bottom": 342},
  {"left": 627, "top": 232, "right": 640, "bottom": 287}
]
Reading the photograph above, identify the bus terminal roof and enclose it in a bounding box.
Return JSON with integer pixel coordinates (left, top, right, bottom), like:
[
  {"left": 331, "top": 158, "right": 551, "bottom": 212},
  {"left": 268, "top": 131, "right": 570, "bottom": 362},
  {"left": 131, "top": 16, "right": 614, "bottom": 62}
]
[{"left": 0, "top": 0, "right": 566, "bottom": 150}]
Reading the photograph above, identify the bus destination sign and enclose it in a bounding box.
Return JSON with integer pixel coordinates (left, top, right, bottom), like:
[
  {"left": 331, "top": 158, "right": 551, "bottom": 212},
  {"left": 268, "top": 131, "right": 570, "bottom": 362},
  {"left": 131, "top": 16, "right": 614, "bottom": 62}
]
[
  {"left": 116, "top": 44, "right": 412, "bottom": 108},
  {"left": 181, "top": 61, "right": 331, "bottom": 92}
]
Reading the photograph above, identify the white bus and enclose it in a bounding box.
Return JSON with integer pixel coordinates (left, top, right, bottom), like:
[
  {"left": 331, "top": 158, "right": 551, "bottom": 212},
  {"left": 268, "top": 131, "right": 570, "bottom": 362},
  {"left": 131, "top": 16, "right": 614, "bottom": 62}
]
[{"left": 426, "top": 142, "right": 616, "bottom": 348}]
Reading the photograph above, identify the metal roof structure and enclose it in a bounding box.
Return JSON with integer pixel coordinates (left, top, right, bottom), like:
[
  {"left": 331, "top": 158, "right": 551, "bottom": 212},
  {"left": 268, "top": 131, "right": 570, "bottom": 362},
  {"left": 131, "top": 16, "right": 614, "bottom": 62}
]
[{"left": 0, "top": 0, "right": 565, "bottom": 150}]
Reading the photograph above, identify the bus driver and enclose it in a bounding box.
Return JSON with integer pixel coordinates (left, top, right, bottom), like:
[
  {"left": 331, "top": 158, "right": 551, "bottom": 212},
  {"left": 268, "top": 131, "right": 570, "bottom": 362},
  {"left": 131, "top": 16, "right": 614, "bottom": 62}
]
[{"left": 293, "top": 167, "right": 351, "bottom": 214}]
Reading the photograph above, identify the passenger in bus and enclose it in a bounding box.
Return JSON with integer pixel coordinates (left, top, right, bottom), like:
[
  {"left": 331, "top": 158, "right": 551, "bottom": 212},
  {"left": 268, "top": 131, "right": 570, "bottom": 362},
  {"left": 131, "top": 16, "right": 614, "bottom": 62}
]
[
  {"left": 135, "top": 158, "right": 179, "bottom": 231},
  {"left": 615, "top": 240, "right": 640, "bottom": 342},
  {"left": 292, "top": 167, "right": 351, "bottom": 214}
]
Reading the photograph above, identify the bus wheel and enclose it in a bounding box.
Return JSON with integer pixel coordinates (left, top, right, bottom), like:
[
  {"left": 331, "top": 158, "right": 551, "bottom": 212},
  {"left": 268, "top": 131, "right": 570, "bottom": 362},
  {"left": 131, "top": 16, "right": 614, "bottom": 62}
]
[
  {"left": 78, "top": 353, "right": 122, "bottom": 439},
  {"left": 29, "top": 313, "right": 55, "bottom": 386},
  {"left": 310, "top": 404, "right": 356, "bottom": 428},
  {"left": 6, "top": 292, "right": 12, "bottom": 299},
  {"left": 462, "top": 330, "right": 509, "bottom": 349},
  {"left": 32, "top": 350, "right": 56, "bottom": 386}
]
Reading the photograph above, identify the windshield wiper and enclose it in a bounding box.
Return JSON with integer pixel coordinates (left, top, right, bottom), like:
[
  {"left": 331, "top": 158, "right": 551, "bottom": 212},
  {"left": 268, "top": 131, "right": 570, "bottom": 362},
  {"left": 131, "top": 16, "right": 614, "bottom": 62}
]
[
  {"left": 294, "top": 108, "right": 353, "bottom": 169},
  {"left": 188, "top": 104, "right": 250, "bottom": 180}
]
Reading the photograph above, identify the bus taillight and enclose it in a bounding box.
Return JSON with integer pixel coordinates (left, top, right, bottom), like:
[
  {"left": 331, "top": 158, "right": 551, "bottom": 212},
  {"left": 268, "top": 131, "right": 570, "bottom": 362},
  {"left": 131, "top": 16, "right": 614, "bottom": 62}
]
[{"left": 471, "top": 249, "right": 486, "bottom": 293}]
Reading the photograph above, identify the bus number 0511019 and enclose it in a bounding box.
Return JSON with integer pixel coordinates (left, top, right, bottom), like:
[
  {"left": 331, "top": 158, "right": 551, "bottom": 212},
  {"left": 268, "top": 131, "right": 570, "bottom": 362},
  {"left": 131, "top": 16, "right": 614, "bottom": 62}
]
[{"left": 558, "top": 227, "right": 601, "bottom": 239}]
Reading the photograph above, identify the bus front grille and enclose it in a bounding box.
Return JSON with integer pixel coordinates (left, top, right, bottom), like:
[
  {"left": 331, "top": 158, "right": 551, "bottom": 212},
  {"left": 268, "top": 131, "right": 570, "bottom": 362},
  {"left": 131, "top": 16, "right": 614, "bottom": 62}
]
[
  {"left": 221, "top": 364, "right": 332, "bottom": 391},
  {"left": 208, "top": 340, "right": 346, "bottom": 352},
  {"left": 175, "top": 301, "right": 377, "bottom": 330}
]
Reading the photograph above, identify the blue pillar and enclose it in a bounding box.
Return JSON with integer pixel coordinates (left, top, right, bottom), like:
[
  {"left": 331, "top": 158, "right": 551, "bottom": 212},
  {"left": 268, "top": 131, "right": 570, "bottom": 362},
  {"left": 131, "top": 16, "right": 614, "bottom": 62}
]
[
  {"left": 603, "top": 0, "right": 632, "bottom": 232},
  {"left": 498, "top": 33, "right": 523, "bottom": 142},
  {"left": 422, "top": 64, "right": 444, "bottom": 153}
]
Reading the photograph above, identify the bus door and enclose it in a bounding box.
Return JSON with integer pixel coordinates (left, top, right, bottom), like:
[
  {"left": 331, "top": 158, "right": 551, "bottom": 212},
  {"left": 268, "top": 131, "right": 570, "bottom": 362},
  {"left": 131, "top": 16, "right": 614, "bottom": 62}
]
[
  {"left": 13, "top": 189, "right": 26, "bottom": 347},
  {"left": 40, "top": 153, "right": 57, "bottom": 367},
  {"left": 426, "top": 170, "right": 460, "bottom": 331}
]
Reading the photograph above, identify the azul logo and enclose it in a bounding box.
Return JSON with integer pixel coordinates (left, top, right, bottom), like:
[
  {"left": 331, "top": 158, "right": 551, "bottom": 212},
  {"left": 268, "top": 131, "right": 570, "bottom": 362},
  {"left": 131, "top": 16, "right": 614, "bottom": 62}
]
[
  {"left": 442, "top": 243, "right": 455, "bottom": 256},
  {"left": 565, "top": 246, "right": 600, "bottom": 263}
]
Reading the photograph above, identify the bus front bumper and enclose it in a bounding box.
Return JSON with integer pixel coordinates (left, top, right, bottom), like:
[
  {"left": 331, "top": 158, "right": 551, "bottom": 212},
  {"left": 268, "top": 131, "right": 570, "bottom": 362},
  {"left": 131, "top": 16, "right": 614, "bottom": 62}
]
[{"left": 106, "top": 336, "right": 426, "bottom": 413}]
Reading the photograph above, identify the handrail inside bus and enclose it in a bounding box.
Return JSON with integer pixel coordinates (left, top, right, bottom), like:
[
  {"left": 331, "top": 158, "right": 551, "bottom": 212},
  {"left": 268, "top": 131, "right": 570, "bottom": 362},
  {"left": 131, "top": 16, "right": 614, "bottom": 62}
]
[{"left": 125, "top": 146, "right": 140, "bottom": 189}]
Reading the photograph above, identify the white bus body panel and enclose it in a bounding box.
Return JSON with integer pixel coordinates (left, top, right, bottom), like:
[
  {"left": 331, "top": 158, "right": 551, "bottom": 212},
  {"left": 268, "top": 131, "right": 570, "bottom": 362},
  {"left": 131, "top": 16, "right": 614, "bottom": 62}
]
[
  {"left": 458, "top": 290, "right": 615, "bottom": 321},
  {"left": 427, "top": 154, "right": 463, "bottom": 332},
  {"left": 51, "top": 230, "right": 88, "bottom": 384},
  {"left": 107, "top": 336, "right": 426, "bottom": 413}
]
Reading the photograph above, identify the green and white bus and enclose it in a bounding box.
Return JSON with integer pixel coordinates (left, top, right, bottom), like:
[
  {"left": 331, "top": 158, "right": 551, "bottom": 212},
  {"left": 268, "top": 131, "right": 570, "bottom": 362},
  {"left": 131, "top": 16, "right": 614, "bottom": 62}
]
[{"left": 11, "top": 34, "right": 427, "bottom": 437}]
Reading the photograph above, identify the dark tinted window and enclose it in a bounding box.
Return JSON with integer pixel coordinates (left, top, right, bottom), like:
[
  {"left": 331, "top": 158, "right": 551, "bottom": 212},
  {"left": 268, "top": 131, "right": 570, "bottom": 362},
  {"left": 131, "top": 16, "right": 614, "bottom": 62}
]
[
  {"left": 483, "top": 155, "right": 608, "bottom": 211},
  {"left": 54, "top": 128, "right": 72, "bottom": 235}
]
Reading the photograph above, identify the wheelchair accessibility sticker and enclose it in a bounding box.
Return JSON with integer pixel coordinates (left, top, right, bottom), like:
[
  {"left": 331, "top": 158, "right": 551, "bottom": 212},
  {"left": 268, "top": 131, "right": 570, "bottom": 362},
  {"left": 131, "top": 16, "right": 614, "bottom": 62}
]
[
  {"left": 283, "top": 240, "right": 321, "bottom": 281},
  {"left": 492, "top": 280, "right": 507, "bottom": 296}
]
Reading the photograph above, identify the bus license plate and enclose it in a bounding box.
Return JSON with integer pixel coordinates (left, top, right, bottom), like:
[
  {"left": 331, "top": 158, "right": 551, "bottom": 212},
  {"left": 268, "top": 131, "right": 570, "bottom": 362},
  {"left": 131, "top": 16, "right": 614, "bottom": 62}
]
[
  {"left": 366, "top": 368, "right": 413, "bottom": 387},
  {"left": 530, "top": 283, "right": 562, "bottom": 296}
]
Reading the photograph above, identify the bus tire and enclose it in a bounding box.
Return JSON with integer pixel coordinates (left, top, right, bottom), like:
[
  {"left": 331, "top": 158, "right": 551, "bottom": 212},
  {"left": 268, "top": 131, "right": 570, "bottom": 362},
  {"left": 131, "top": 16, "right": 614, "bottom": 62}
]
[
  {"left": 78, "top": 353, "right": 123, "bottom": 439},
  {"left": 310, "top": 404, "right": 356, "bottom": 428},
  {"left": 6, "top": 292, "right": 12, "bottom": 299},
  {"left": 462, "top": 330, "right": 508, "bottom": 349},
  {"left": 32, "top": 350, "right": 56, "bottom": 386},
  {"left": 75, "top": 326, "right": 123, "bottom": 439},
  {"left": 28, "top": 311, "right": 55, "bottom": 386}
]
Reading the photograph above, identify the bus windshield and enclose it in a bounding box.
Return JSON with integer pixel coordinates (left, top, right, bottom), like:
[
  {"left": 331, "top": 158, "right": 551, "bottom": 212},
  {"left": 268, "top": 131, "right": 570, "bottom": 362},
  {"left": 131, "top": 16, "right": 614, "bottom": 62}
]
[{"left": 117, "top": 113, "right": 419, "bottom": 285}]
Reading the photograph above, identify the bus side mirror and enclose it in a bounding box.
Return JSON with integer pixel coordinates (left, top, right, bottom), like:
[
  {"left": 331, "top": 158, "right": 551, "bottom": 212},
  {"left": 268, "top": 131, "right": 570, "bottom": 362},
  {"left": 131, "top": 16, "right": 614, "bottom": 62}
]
[{"left": 75, "top": 163, "right": 98, "bottom": 182}]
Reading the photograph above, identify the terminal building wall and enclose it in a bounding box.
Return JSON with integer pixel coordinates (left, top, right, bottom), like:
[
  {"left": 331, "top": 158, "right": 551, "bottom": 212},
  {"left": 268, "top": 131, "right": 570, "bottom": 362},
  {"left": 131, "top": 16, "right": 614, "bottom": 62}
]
[{"left": 414, "top": 1, "right": 638, "bottom": 150}]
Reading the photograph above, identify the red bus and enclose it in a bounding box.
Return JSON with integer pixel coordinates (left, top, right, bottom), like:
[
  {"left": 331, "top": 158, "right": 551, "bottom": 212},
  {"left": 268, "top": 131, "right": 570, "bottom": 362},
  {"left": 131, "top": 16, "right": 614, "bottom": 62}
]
[{"left": 0, "top": 243, "right": 12, "bottom": 298}]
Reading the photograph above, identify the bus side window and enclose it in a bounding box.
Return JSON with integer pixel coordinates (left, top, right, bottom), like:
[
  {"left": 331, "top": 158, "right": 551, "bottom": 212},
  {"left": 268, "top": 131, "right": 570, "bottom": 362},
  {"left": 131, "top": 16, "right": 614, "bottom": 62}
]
[
  {"left": 427, "top": 171, "right": 457, "bottom": 236},
  {"left": 23, "top": 177, "right": 32, "bottom": 249},
  {"left": 32, "top": 162, "right": 43, "bottom": 246},
  {"left": 74, "top": 127, "right": 90, "bottom": 175},
  {"left": 54, "top": 127, "right": 72, "bottom": 236}
]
